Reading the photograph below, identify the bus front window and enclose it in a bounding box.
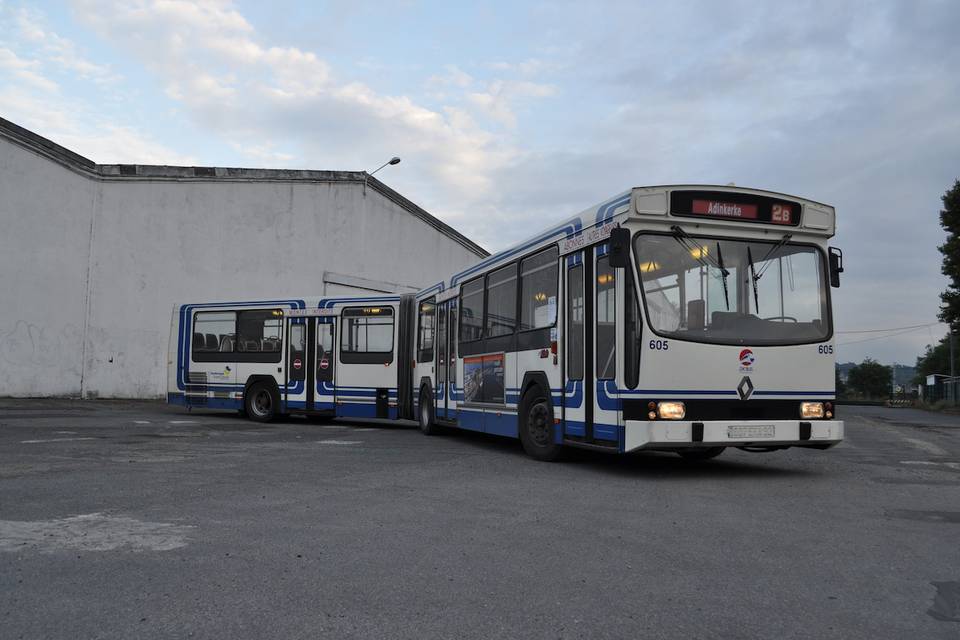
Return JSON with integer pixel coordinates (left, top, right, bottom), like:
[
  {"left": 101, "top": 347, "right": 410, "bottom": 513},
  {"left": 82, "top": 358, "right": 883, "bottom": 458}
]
[{"left": 634, "top": 233, "right": 830, "bottom": 346}]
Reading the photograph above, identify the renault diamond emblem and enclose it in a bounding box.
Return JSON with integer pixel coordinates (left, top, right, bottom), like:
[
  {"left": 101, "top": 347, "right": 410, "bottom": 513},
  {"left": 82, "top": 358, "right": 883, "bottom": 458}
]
[{"left": 737, "top": 376, "right": 755, "bottom": 401}]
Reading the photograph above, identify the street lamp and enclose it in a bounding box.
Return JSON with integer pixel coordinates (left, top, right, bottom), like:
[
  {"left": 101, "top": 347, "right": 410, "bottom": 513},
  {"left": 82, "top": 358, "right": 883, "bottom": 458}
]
[{"left": 363, "top": 156, "right": 401, "bottom": 196}]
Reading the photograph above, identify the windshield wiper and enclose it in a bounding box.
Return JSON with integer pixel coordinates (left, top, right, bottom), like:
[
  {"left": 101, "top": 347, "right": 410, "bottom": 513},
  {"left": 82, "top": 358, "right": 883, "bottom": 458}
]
[
  {"left": 747, "top": 245, "right": 759, "bottom": 312},
  {"left": 753, "top": 234, "right": 793, "bottom": 280},
  {"left": 716, "top": 241, "right": 730, "bottom": 311}
]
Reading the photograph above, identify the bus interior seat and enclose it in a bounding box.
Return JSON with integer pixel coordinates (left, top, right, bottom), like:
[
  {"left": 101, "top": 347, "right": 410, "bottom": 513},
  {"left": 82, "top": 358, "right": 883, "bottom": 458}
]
[
  {"left": 219, "top": 336, "right": 235, "bottom": 352},
  {"left": 193, "top": 333, "right": 205, "bottom": 350},
  {"left": 205, "top": 334, "right": 219, "bottom": 350},
  {"left": 262, "top": 338, "right": 279, "bottom": 351},
  {"left": 687, "top": 300, "right": 705, "bottom": 330},
  {"left": 242, "top": 340, "right": 260, "bottom": 352}
]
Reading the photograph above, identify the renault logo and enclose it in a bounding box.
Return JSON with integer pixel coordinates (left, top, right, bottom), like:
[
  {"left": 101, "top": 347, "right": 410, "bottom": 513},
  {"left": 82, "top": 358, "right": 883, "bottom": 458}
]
[{"left": 737, "top": 376, "right": 755, "bottom": 401}]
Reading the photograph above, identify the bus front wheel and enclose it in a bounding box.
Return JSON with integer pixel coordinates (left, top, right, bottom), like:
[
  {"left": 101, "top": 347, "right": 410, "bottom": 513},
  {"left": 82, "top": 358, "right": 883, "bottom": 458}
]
[
  {"left": 418, "top": 387, "right": 441, "bottom": 435},
  {"left": 519, "top": 387, "right": 562, "bottom": 461}
]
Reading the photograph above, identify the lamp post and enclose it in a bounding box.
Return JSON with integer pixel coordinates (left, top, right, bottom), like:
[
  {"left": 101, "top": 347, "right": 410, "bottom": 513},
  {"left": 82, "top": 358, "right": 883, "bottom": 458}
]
[{"left": 363, "top": 156, "right": 401, "bottom": 196}]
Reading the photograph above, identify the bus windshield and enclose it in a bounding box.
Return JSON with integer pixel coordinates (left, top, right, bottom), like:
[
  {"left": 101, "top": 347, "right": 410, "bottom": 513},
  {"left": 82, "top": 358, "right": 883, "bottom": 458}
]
[{"left": 634, "top": 233, "right": 830, "bottom": 346}]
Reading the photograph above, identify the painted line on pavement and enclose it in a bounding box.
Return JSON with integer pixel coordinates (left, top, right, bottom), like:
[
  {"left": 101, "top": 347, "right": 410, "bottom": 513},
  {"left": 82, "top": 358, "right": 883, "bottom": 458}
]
[
  {"left": 20, "top": 437, "right": 98, "bottom": 444},
  {"left": 900, "top": 437, "right": 949, "bottom": 457},
  {"left": 900, "top": 460, "right": 960, "bottom": 470}
]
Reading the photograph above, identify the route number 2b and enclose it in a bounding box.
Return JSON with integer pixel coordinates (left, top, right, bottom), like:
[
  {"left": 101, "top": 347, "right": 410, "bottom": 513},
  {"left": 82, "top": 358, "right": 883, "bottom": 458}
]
[{"left": 772, "top": 204, "right": 791, "bottom": 224}]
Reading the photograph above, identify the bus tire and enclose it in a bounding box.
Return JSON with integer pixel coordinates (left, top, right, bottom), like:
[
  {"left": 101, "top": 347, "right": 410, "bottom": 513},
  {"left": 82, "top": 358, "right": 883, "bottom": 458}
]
[
  {"left": 418, "top": 387, "right": 441, "bottom": 435},
  {"left": 519, "top": 387, "right": 562, "bottom": 461},
  {"left": 244, "top": 382, "right": 277, "bottom": 423},
  {"left": 677, "top": 447, "right": 725, "bottom": 461}
]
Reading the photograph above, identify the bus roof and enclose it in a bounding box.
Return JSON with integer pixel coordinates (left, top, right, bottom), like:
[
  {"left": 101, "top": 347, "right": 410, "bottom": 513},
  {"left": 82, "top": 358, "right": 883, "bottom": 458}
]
[{"left": 422, "top": 184, "right": 836, "bottom": 299}]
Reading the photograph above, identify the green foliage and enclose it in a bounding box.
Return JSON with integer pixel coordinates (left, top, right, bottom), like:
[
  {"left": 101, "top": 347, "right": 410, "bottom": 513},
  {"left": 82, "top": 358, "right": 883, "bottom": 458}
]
[
  {"left": 914, "top": 336, "right": 953, "bottom": 383},
  {"left": 938, "top": 179, "right": 960, "bottom": 331},
  {"left": 847, "top": 358, "right": 892, "bottom": 399},
  {"left": 835, "top": 364, "right": 847, "bottom": 398}
]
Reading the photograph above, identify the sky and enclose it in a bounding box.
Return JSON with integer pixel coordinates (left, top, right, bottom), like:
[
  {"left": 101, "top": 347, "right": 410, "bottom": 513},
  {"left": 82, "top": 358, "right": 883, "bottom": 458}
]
[{"left": 1, "top": 0, "right": 958, "bottom": 366}]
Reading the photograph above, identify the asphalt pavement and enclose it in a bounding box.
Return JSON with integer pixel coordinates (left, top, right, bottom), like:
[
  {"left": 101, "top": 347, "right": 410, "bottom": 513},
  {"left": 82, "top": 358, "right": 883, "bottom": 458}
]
[{"left": 1, "top": 399, "right": 959, "bottom": 639}]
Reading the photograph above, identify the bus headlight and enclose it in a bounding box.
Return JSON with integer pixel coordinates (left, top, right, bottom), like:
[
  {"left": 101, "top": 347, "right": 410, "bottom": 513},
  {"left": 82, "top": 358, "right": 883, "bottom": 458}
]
[
  {"left": 800, "top": 402, "right": 825, "bottom": 419},
  {"left": 657, "top": 401, "right": 686, "bottom": 420}
]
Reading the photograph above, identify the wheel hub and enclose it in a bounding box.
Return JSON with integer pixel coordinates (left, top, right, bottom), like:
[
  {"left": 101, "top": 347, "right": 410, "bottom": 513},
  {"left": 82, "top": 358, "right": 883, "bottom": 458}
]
[{"left": 528, "top": 402, "right": 550, "bottom": 446}]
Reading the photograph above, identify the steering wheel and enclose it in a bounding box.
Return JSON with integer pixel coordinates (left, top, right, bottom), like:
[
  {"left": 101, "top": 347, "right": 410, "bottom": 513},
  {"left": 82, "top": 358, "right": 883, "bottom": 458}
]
[{"left": 763, "top": 315, "right": 798, "bottom": 322}]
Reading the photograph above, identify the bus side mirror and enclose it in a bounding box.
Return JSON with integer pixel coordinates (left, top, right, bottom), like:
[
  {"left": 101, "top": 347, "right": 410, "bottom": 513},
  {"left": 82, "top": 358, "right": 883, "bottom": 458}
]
[
  {"left": 609, "top": 227, "right": 631, "bottom": 268},
  {"left": 829, "top": 247, "right": 843, "bottom": 288}
]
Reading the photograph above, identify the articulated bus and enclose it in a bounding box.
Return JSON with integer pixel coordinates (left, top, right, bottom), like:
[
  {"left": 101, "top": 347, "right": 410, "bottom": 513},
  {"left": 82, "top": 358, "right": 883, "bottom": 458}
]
[{"left": 168, "top": 184, "right": 844, "bottom": 461}]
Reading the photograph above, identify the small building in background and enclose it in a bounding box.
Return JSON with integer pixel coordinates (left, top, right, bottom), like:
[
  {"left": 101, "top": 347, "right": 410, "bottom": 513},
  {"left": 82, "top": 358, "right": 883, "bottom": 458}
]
[{"left": 0, "top": 117, "right": 486, "bottom": 399}]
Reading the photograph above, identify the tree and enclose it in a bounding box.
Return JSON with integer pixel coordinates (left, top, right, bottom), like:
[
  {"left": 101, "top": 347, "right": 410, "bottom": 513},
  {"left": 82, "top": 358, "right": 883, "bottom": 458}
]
[
  {"left": 847, "top": 358, "right": 892, "bottom": 399},
  {"left": 938, "top": 179, "right": 960, "bottom": 331},
  {"left": 835, "top": 364, "right": 847, "bottom": 398},
  {"left": 914, "top": 337, "right": 952, "bottom": 383}
]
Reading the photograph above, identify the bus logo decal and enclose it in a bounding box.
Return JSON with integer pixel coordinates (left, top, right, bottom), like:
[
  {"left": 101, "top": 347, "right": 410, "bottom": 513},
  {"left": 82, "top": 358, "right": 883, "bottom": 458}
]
[{"left": 739, "top": 349, "right": 755, "bottom": 371}]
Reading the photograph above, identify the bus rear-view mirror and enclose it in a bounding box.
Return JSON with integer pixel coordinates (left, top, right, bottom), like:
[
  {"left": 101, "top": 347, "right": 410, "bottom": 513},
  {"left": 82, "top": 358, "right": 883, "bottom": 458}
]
[
  {"left": 609, "top": 227, "right": 631, "bottom": 268},
  {"left": 829, "top": 246, "right": 843, "bottom": 288}
]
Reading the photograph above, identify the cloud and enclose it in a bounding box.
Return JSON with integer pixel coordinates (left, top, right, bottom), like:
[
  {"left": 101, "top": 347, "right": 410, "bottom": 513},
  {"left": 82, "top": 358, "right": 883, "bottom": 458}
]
[
  {"left": 0, "top": 5, "right": 190, "bottom": 164},
  {"left": 0, "top": 84, "right": 196, "bottom": 164},
  {"left": 0, "top": 47, "right": 58, "bottom": 92},
  {"left": 10, "top": 6, "right": 117, "bottom": 83},
  {"left": 69, "top": 0, "right": 533, "bottom": 202}
]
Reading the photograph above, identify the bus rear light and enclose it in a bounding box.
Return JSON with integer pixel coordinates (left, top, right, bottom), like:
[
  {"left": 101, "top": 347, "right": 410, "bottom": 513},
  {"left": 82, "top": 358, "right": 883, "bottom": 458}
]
[
  {"left": 800, "top": 402, "right": 825, "bottom": 419},
  {"left": 657, "top": 401, "right": 686, "bottom": 420},
  {"left": 551, "top": 340, "right": 557, "bottom": 355}
]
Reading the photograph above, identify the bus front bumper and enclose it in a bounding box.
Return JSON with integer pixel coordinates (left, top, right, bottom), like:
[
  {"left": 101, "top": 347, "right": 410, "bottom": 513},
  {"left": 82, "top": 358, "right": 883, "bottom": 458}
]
[{"left": 623, "top": 420, "right": 844, "bottom": 452}]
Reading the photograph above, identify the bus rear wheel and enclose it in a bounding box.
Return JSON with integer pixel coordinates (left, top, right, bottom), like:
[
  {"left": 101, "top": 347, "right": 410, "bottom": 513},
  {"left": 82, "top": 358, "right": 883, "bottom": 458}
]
[
  {"left": 245, "top": 382, "right": 277, "bottom": 423},
  {"left": 519, "top": 387, "right": 562, "bottom": 461},
  {"left": 677, "top": 447, "right": 725, "bottom": 461}
]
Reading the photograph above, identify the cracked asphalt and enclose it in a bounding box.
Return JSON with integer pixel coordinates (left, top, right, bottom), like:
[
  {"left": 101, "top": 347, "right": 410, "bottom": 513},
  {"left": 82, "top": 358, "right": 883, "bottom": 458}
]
[{"left": 1, "top": 400, "right": 959, "bottom": 639}]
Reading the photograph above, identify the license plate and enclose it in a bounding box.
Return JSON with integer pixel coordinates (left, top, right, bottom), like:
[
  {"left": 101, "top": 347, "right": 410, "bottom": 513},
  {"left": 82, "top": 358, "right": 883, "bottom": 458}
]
[{"left": 727, "top": 425, "right": 775, "bottom": 439}]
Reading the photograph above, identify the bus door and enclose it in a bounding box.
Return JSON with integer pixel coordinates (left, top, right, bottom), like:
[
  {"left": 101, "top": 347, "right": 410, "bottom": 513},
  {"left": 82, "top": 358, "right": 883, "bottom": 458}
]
[
  {"left": 315, "top": 318, "right": 336, "bottom": 411},
  {"left": 593, "top": 245, "right": 621, "bottom": 445},
  {"left": 286, "top": 317, "right": 308, "bottom": 410},
  {"left": 285, "top": 316, "right": 336, "bottom": 413},
  {"left": 434, "top": 302, "right": 450, "bottom": 420},
  {"left": 563, "top": 244, "right": 618, "bottom": 446},
  {"left": 563, "top": 250, "right": 589, "bottom": 440}
]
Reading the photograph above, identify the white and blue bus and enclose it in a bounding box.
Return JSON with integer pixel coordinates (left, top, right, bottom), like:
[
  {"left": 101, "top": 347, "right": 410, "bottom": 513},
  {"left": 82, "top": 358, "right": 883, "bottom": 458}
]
[{"left": 169, "top": 184, "right": 844, "bottom": 461}]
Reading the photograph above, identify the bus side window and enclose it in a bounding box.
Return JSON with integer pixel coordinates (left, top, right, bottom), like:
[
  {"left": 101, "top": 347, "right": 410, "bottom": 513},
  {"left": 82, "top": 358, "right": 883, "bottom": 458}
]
[
  {"left": 459, "top": 278, "right": 484, "bottom": 343},
  {"left": 449, "top": 307, "right": 457, "bottom": 385},
  {"left": 596, "top": 255, "right": 616, "bottom": 380},
  {"left": 418, "top": 299, "right": 436, "bottom": 363},
  {"left": 317, "top": 322, "right": 333, "bottom": 376},
  {"left": 437, "top": 304, "right": 447, "bottom": 383},
  {"left": 567, "top": 264, "right": 584, "bottom": 381}
]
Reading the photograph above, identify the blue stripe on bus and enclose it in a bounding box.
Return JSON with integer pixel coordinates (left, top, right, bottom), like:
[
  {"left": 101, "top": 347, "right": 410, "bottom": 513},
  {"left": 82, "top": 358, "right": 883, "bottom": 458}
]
[{"left": 594, "top": 194, "right": 630, "bottom": 225}]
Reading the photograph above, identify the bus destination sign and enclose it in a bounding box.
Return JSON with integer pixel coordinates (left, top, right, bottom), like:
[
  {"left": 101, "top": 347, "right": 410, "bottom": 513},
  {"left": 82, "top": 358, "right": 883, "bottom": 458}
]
[
  {"left": 691, "top": 200, "right": 758, "bottom": 220},
  {"left": 670, "top": 190, "right": 801, "bottom": 227}
]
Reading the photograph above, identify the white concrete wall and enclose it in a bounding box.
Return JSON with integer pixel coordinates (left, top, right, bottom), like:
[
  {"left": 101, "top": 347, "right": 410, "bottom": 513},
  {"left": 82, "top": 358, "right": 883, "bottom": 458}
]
[
  {"left": 0, "top": 140, "right": 97, "bottom": 396},
  {"left": 0, "top": 137, "right": 482, "bottom": 398}
]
